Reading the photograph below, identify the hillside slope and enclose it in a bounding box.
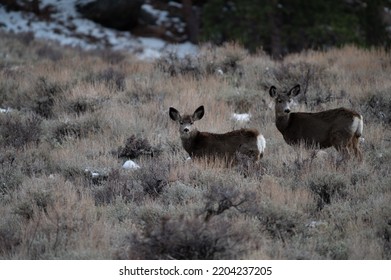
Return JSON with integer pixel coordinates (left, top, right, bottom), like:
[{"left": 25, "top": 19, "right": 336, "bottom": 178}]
[
  {"left": 0, "top": 0, "right": 197, "bottom": 59},
  {"left": 0, "top": 33, "right": 390, "bottom": 260}
]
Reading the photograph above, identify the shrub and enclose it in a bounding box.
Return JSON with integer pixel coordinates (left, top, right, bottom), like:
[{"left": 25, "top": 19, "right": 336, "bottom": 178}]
[
  {"left": 156, "top": 44, "right": 245, "bottom": 79},
  {"left": 19, "top": 148, "right": 54, "bottom": 177},
  {"left": 88, "top": 48, "right": 126, "bottom": 64},
  {"left": 13, "top": 189, "right": 53, "bottom": 221},
  {"left": 360, "top": 90, "right": 391, "bottom": 125},
  {"left": 256, "top": 202, "right": 302, "bottom": 242},
  {"left": 117, "top": 135, "right": 156, "bottom": 159},
  {"left": 216, "top": 87, "right": 259, "bottom": 113},
  {"left": 92, "top": 169, "right": 143, "bottom": 205},
  {"left": 0, "top": 149, "right": 24, "bottom": 198},
  {"left": 124, "top": 76, "right": 166, "bottom": 105},
  {"left": 50, "top": 115, "right": 102, "bottom": 144},
  {"left": 9, "top": 176, "right": 101, "bottom": 259},
  {"left": 315, "top": 239, "right": 349, "bottom": 260},
  {"left": 57, "top": 165, "right": 85, "bottom": 182},
  {"left": 234, "top": 152, "right": 264, "bottom": 178},
  {"left": 17, "top": 31, "right": 35, "bottom": 46},
  {"left": 93, "top": 159, "right": 172, "bottom": 205},
  {"left": 161, "top": 181, "right": 203, "bottom": 207},
  {"left": 134, "top": 160, "right": 171, "bottom": 198},
  {"left": 0, "top": 79, "right": 20, "bottom": 106},
  {"left": 308, "top": 173, "right": 349, "bottom": 210},
  {"left": 0, "top": 215, "right": 22, "bottom": 256},
  {"left": 117, "top": 215, "right": 248, "bottom": 260},
  {"left": 204, "top": 183, "right": 256, "bottom": 222},
  {"left": 32, "top": 77, "right": 67, "bottom": 118},
  {"left": 0, "top": 111, "right": 42, "bottom": 149},
  {"left": 371, "top": 197, "right": 391, "bottom": 259},
  {"left": 66, "top": 97, "right": 104, "bottom": 116},
  {"left": 84, "top": 67, "right": 126, "bottom": 91},
  {"left": 36, "top": 45, "right": 63, "bottom": 61},
  {"left": 155, "top": 52, "right": 203, "bottom": 78}
]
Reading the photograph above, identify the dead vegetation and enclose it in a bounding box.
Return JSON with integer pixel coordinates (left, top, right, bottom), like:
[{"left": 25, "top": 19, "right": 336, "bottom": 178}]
[{"left": 0, "top": 32, "right": 390, "bottom": 259}]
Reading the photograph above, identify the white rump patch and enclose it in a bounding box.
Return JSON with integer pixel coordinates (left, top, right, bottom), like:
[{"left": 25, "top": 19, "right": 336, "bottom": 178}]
[
  {"left": 257, "top": 134, "right": 266, "bottom": 155},
  {"left": 351, "top": 115, "right": 363, "bottom": 137}
]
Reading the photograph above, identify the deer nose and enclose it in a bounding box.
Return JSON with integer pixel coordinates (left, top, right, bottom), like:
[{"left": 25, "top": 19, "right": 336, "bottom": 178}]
[
  {"left": 184, "top": 128, "right": 189, "bottom": 133},
  {"left": 284, "top": 109, "right": 291, "bottom": 113}
]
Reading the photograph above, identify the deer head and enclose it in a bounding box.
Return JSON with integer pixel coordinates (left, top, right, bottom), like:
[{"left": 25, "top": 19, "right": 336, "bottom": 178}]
[{"left": 169, "top": 105, "right": 204, "bottom": 139}]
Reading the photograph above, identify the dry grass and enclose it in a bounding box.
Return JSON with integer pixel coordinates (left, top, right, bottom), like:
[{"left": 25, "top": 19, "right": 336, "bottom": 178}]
[{"left": 0, "top": 32, "right": 390, "bottom": 259}]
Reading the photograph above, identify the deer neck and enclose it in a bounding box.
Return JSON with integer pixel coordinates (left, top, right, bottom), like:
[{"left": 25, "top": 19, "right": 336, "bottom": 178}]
[
  {"left": 276, "top": 114, "right": 290, "bottom": 133},
  {"left": 181, "top": 130, "right": 199, "bottom": 155}
]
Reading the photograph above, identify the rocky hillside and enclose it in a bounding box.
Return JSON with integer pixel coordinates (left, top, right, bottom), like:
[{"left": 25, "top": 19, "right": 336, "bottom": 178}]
[{"left": 0, "top": 0, "right": 197, "bottom": 59}]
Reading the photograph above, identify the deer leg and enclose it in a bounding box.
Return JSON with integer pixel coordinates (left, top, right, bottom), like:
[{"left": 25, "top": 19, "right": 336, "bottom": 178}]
[
  {"left": 331, "top": 132, "right": 351, "bottom": 161},
  {"left": 351, "top": 136, "right": 363, "bottom": 161},
  {"left": 238, "top": 145, "right": 259, "bottom": 163},
  {"left": 339, "top": 146, "right": 350, "bottom": 162},
  {"left": 344, "top": 135, "right": 362, "bottom": 161}
]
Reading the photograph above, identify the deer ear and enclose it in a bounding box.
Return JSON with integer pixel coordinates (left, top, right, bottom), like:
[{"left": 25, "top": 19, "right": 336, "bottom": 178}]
[
  {"left": 288, "top": 84, "right": 300, "bottom": 97},
  {"left": 193, "top": 105, "right": 204, "bottom": 121},
  {"left": 269, "top": 86, "right": 277, "bottom": 98},
  {"left": 169, "top": 107, "right": 181, "bottom": 121}
]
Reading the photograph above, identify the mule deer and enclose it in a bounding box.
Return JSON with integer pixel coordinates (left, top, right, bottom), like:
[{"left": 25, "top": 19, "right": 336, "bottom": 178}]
[
  {"left": 269, "top": 84, "right": 363, "bottom": 160},
  {"left": 169, "top": 105, "right": 266, "bottom": 163}
]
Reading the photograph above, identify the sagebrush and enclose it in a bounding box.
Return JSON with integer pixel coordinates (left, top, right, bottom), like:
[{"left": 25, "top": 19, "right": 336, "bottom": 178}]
[{"left": 0, "top": 32, "right": 390, "bottom": 259}]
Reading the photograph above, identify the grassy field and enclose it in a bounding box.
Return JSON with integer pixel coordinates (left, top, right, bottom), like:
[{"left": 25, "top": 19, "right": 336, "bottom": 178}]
[{"left": 0, "top": 31, "right": 390, "bottom": 259}]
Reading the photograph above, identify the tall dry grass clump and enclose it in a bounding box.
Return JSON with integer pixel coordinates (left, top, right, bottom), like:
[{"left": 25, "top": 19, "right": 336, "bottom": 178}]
[{"left": 0, "top": 32, "right": 390, "bottom": 259}]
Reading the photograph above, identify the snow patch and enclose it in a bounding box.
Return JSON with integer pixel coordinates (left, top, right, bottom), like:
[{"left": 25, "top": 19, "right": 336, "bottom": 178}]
[
  {"left": 142, "top": 4, "right": 169, "bottom": 26},
  {"left": 231, "top": 113, "right": 251, "bottom": 123},
  {"left": 122, "top": 160, "right": 140, "bottom": 170},
  {"left": 0, "top": 107, "right": 13, "bottom": 113},
  {"left": 306, "top": 220, "right": 327, "bottom": 229}
]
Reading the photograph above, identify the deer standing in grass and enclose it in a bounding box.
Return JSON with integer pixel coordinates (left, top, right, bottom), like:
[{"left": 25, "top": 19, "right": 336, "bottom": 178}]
[
  {"left": 169, "top": 105, "right": 266, "bottom": 163},
  {"left": 269, "top": 84, "right": 363, "bottom": 160}
]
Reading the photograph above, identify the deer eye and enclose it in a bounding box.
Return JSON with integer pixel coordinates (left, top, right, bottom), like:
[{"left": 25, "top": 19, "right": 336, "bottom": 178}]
[
  {"left": 180, "top": 122, "right": 184, "bottom": 125},
  {"left": 277, "top": 99, "right": 282, "bottom": 103},
  {"left": 190, "top": 122, "right": 193, "bottom": 125}
]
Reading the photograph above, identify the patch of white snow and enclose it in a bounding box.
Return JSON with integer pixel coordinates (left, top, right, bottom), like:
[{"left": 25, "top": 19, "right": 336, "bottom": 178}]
[
  {"left": 231, "top": 113, "right": 251, "bottom": 123},
  {"left": 0, "top": 108, "right": 13, "bottom": 113},
  {"left": 122, "top": 160, "right": 140, "bottom": 170}
]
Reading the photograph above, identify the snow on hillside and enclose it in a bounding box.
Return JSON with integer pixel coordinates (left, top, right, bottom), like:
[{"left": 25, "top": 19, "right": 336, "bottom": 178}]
[{"left": 0, "top": 0, "right": 198, "bottom": 60}]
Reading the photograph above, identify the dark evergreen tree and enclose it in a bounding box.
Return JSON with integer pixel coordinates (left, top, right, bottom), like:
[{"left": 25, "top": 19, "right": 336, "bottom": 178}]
[{"left": 199, "top": 0, "right": 391, "bottom": 56}]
